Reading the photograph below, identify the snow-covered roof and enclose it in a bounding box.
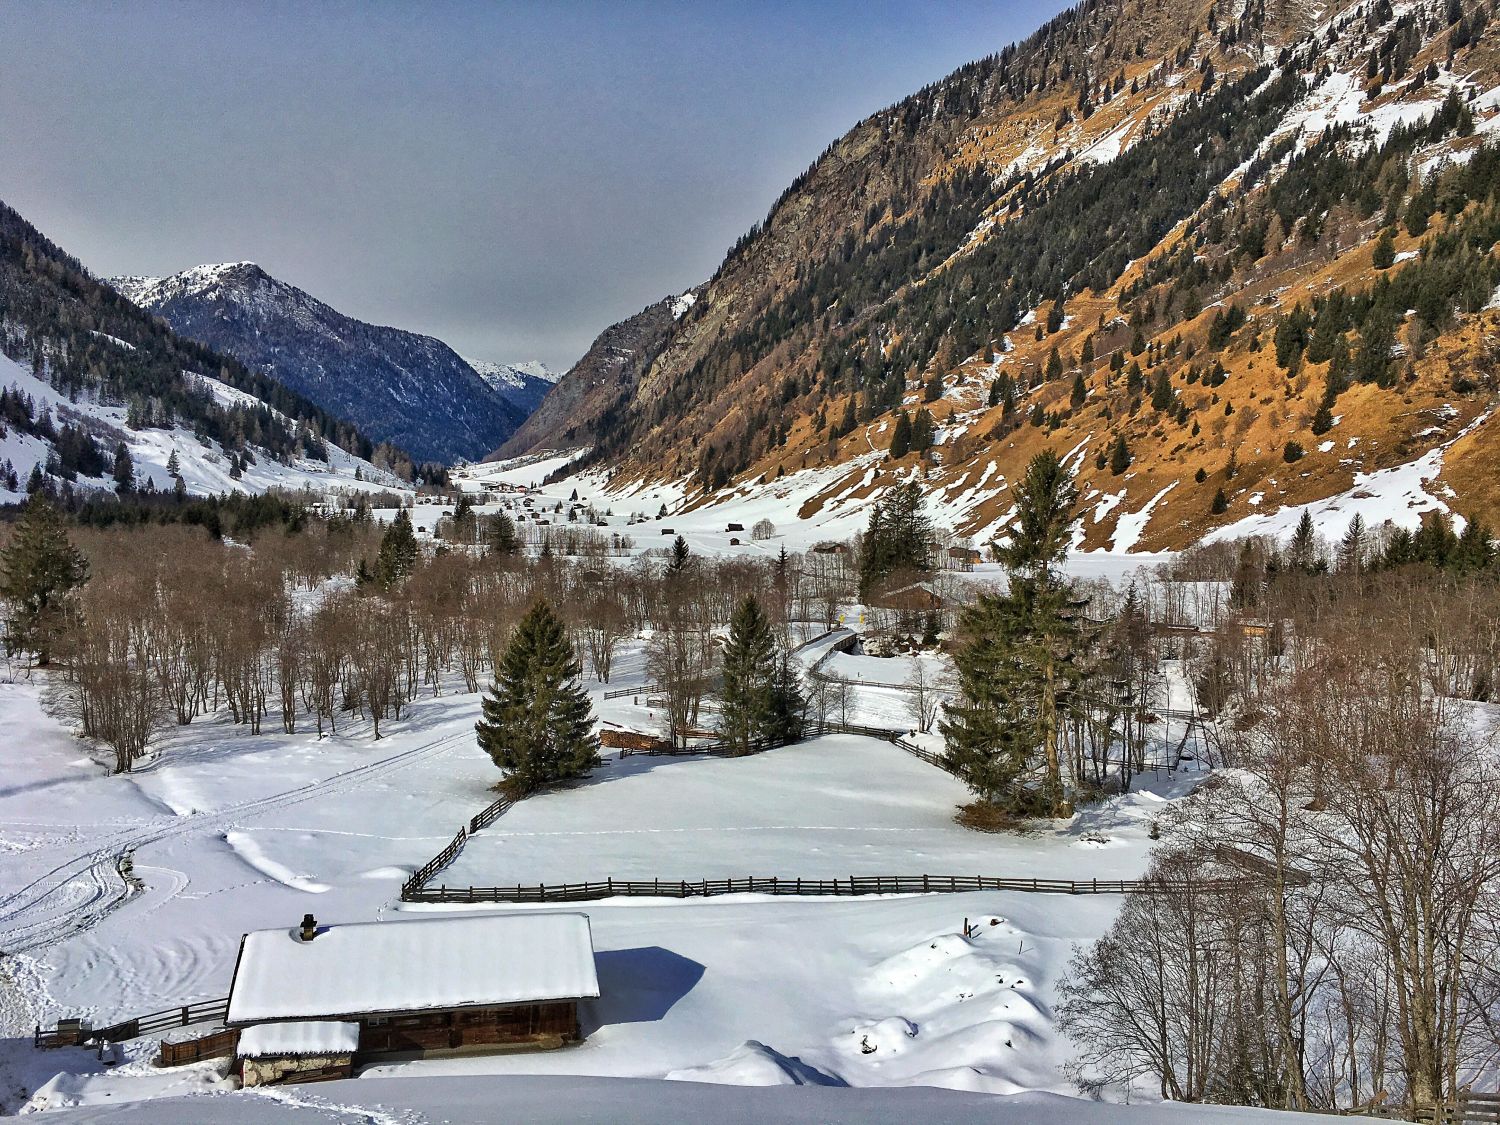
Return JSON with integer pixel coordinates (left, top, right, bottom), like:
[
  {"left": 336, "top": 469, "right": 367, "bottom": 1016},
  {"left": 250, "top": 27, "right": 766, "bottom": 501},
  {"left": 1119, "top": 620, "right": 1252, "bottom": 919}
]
[
  {"left": 227, "top": 913, "right": 599, "bottom": 1025},
  {"left": 237, "top": 1021, "right": 359, "bottom": 1058}
]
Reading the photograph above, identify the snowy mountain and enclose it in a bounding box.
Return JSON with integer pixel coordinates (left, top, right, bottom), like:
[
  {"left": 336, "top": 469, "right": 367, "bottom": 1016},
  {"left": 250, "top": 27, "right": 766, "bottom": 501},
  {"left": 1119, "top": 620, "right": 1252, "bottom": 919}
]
[
  {"left": 464, "top": 356, "right": 559, "bottom": 416},
  {"left": 508, "top": 0, "right": 1500, "bottom": 553},
  {"left": 112, "top": 263, "right": 526, "bottom": 465},
  {"left": 0, "top": 200, "right": 412, "bottom": 504},
  {"left": 0, "top": 352, "right": 408, "bottom": 506}
]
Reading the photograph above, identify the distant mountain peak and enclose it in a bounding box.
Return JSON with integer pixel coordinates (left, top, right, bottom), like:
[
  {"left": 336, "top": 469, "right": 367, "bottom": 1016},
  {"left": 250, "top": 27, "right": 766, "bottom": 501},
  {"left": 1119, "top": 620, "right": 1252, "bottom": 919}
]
[
  {"left": 110, "top": 262, "right": 524, "bottom": 464},
  {"left": 463, "top": 357, "right": 560, "bottom": 417}
]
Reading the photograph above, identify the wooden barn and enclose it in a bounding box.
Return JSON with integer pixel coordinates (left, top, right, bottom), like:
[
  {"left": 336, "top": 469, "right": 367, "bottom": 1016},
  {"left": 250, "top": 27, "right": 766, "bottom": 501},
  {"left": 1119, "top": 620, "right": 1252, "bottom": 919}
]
[{"left": 225, "top": 912, "right": 599, "bottom": 1085}]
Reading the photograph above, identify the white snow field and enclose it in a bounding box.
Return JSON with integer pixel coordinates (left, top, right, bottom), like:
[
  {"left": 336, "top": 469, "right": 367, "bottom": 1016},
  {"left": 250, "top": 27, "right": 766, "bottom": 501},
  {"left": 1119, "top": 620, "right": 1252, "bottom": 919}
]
[
  {"left": 19, "top": 1073, "right": 1337, "bottom": 1124},
  {"left": 0, "top": 630, "right": 1214, "bottom": 1119},
  {"left": 443, "top": 734, "right": 1183, "bottom": 887}
]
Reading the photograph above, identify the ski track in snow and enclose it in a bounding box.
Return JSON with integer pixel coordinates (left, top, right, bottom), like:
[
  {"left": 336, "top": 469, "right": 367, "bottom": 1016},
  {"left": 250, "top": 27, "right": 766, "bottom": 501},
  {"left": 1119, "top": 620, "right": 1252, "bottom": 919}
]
[{"left": 0, "top": 729, "right": 466, "bottom": 956}]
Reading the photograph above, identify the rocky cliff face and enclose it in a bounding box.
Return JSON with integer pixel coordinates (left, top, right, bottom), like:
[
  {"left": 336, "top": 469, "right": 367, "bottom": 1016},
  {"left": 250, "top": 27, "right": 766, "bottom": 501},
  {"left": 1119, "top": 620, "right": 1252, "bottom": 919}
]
[
  {"left": 512, "top": 0, "right": 1500, "bottom": 551},
  {"left": 114, "top": 263, "right": 525, "bottom": 464}
]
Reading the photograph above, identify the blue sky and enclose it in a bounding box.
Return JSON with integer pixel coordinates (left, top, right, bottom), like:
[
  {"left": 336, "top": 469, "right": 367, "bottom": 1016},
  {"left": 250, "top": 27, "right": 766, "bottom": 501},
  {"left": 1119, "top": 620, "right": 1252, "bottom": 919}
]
[{"left": 0, "top": 1, "right": 1062, "bottom": 370}]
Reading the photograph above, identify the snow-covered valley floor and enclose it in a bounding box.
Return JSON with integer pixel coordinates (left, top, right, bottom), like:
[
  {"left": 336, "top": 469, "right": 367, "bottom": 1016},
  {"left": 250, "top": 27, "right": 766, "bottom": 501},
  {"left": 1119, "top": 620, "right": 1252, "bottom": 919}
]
[{"left": 1, "top": 647, "right": 1233, "bottom": 1121}]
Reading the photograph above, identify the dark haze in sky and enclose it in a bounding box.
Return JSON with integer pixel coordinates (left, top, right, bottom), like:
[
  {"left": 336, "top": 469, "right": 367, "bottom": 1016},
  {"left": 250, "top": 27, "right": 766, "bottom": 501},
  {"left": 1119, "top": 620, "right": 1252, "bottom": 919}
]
[{"left": 0, "top": 1, "right": 1058, "bottom": 371}]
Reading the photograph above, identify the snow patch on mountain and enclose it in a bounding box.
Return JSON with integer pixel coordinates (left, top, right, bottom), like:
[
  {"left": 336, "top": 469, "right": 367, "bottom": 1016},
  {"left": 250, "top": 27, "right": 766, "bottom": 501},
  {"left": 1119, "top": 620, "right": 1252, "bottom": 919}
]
[{"left": 0, "top": 351, "right": 409, "bottom": 504}]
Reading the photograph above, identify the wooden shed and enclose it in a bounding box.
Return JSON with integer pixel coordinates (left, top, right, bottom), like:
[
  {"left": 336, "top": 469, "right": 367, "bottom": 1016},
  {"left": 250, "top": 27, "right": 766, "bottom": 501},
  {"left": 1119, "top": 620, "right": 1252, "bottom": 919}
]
[{"left": 225, "top": 912, "right": 599, "bottom": 1084}]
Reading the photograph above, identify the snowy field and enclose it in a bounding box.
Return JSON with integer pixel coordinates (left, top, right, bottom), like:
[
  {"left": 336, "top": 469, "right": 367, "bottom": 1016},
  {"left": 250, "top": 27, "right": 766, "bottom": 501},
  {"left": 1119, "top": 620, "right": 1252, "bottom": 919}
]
[
  {"left": 0, "top": 627, "right": 1209, "bottom": 1119},
  {"left": 444, "top": 734, "right": 1182, "bottom": 887},
  {"left": 25, "top": 1073, "right": 1337, "bottom": 1124}
]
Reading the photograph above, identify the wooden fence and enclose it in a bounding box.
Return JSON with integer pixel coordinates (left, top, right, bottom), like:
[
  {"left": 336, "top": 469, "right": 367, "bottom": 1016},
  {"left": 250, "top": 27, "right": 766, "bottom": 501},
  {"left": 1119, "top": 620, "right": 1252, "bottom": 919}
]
[
  {"left": 1305, "top": 1092, "right": 1500, "bottom": 1122},
  {"left": 400, "top": 828, "right": 469, "bottom": 899},
  {"left": 37, "top": 997, "right": 230, "bottom": 1048},
  {"left": 470, "top": 794, "right": 516, "bottom": 833},
  {"left": 405, "top": 873, "right": 1250, "bottom": 905},
  {"left": 602, "top": 683, "right": 662, "bottom": 701}
]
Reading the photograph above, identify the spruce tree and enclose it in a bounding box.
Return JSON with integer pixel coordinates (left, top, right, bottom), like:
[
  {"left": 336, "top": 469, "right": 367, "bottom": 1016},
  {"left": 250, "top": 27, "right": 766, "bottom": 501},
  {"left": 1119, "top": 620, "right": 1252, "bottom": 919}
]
[
  {"left": 996, "top": 449, "right": 1077, "bottom": 581},
  {"left": 487, "top": 511, "right": 519, "bottom": 554},
  {"left": 1109, "top": 434, "right": 1132, "bottom": 476},
  {"left": 666, "top": 534, "right": 692, "bottom": 575},
  {"left": 112, "top": 442, "right": 134, "bottom": 493},
  {"left": 1070, "top": 370, "right": 1087, "bottom": 410},
  {"left": 1453, "top": 514, "right": 1495, "bottom": 572},
  {"left": 475, "top": 599, "right": 598, "bottom": 793},
  {"left": 766, "top": 648, "right": 806, "bottom": 744},
  {"left": 857, "top": 481, "right": 934, "bottom": 599},
  {"left": 1150, "top": 370, "right": 1175, "bottom": 412},
  {"left": 942, "top": 589, "right": 1055, "bottom": 806},
  {"left": 719, "top": 595, "right": 779, "bottom": 754},
  {"left": 837, "top": 396, "right": 858, "bottom": 437},
  {"left": 888, "top": 410, "right": 913, "bottom": 459},
  {"left": 947, "top": 450, "right": 1089, "bottom": 817},
  {"left": 911, "top": 408, "right": 936, "bottom": 453},
  {"left": 0, "top": 495, "right": 88, "bottom": 666},
  {"left": 1372, "top": 227, "right": 1396, "bottom": 269},
  {"left": 1338, "top": 513, "right": 1367, "bottom": 573},
  {"left": 1287, "top": 510, "right": 1322, "bottom": 572},
  {"left": 375, "top": 508, "right": 419, "bottom": 587}
]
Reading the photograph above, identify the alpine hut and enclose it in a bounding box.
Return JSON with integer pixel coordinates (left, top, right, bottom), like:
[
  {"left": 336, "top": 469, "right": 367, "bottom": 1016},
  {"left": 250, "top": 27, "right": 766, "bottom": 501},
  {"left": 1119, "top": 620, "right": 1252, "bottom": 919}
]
[{"left": 226, "top": 912, "right": 599, "bottom": 1084}]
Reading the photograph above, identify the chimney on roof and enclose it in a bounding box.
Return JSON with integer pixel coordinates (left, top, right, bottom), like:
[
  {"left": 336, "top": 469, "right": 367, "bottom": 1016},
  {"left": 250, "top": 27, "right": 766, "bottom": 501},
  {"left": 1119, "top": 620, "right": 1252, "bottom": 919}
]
[{"left": 300, "top": 913, "right": 317, "bottom": 942}]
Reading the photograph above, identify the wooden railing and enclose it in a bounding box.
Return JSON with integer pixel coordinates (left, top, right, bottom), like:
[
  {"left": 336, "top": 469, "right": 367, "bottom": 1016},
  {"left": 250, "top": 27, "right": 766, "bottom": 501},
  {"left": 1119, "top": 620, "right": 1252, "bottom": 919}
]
[
  {"left": 405, "top": 873, "right": 1251, "bottom": 905},
  {"left": 401, "top": 828, "right": 469, "bottom": 899},
  {"left": 37, "top": 997, "right": 230, "bottom": 1048},
  {"left": 602, "top": 683, "right": 662, "bottom": 701},
  {"left": 469, "top": 794, "right": 515, "bottom": 833},
  {"left": 1303, "top": 1092, "right": 1500, "bottom": 1122}
]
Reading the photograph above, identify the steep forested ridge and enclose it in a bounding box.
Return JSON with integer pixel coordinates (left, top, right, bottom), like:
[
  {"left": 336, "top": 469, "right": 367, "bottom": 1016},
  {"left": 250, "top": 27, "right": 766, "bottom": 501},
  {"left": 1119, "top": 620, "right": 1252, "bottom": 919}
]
[
  {"left": 512, "top": 0, "right": 1500, "bottom": 551},
  {"left": 0, "top": 201, "right": 379, "bottom": 467}
]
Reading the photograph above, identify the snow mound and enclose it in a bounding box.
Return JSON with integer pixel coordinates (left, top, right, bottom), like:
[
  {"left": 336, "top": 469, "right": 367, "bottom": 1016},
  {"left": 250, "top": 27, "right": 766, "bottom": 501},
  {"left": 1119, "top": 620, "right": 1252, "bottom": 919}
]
[
  {"left": 664, "top": 1041, "right": 846, "bottom": 1087},
  {"left": 839, "top": 921, "right": 1056, "bottom": 1093},
  {"left": 223, "top": 831, "right": 330, "bottom": 894}
]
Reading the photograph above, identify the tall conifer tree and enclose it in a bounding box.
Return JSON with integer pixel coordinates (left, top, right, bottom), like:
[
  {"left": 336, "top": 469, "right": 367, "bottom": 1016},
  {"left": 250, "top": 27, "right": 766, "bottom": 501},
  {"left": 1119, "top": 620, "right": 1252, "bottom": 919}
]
[
  {"left": 0, "top": 495, "right": 88, "bottom": 666},
  {"left": 475, "top": 599, "right": 598, "bottom": 793},
  {"left": 375, "top": 508, "right": 419, "bottom": 587},
  {"left": 719, "top": 595, "right": 778, "bottom": 754}
]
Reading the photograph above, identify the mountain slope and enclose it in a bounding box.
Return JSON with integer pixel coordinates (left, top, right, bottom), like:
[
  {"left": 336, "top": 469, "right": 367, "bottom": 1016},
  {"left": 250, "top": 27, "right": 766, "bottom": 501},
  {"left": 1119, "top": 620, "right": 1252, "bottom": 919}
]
[
  {"left": 113, "top": 264, "right": 525, "bottom": 465},
  {"left": 464, "top": 357, "right": 558, "bottom": 416},
  {"left": 494, "top": 292, "right": 693, "bottom": 459},
  {"left": 512, "top": 0, "right": 1500, "bottom": 552},
  {"left": 0, "top": 200, "right": 411, "bottom": 504}
]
